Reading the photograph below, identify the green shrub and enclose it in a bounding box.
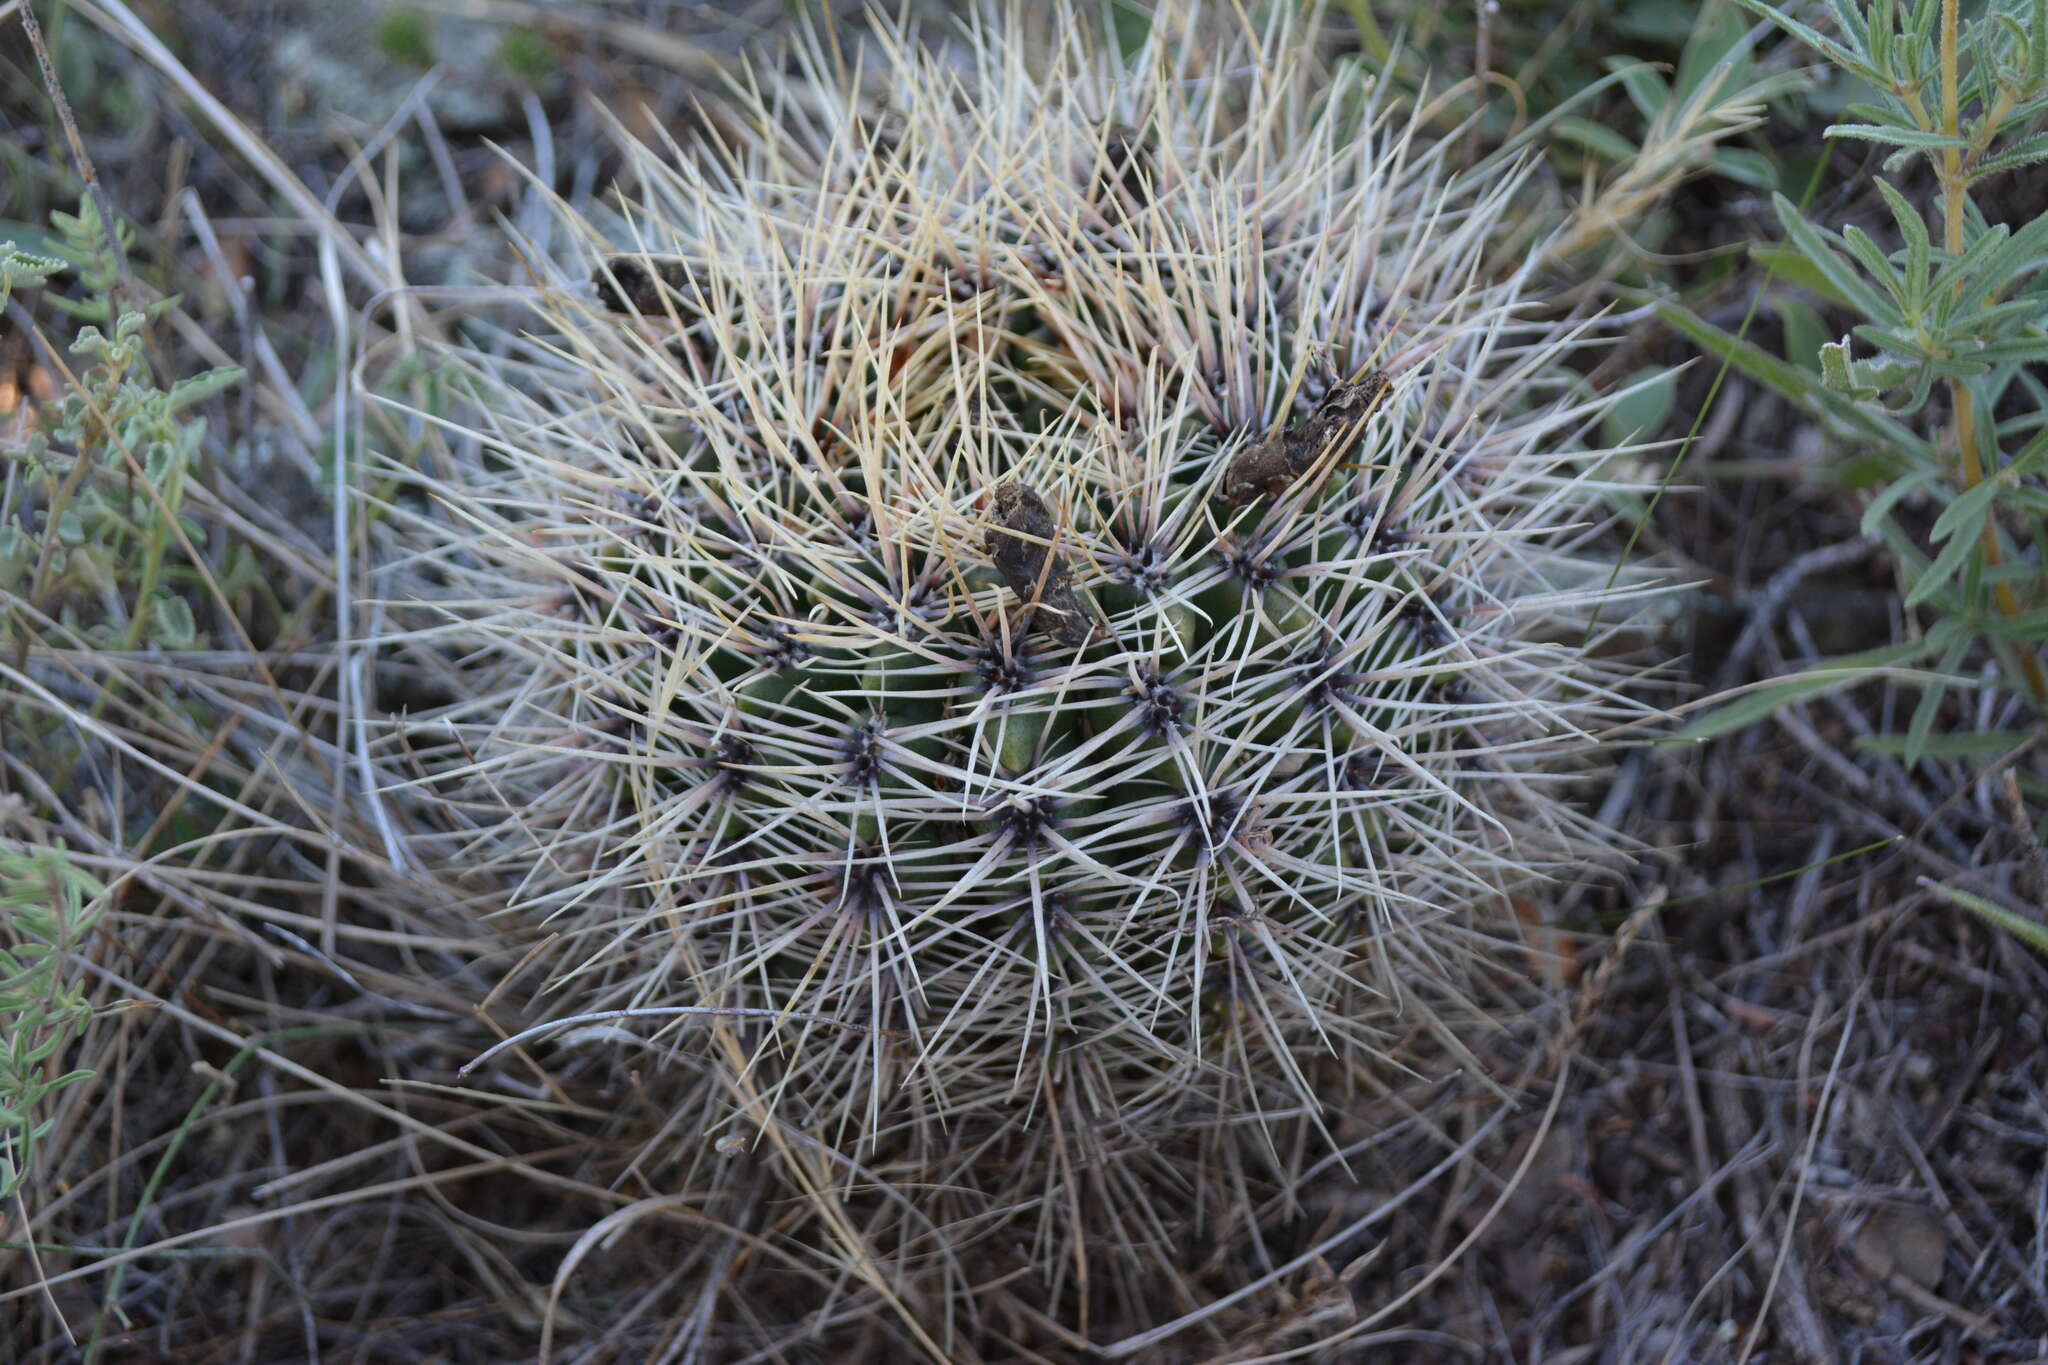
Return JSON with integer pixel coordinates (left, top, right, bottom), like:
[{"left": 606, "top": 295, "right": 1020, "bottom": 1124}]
[
  {"left": 0, "top": 843, "right": 108, "bottom": 1205},
  {"left": 1, "top": 199, "right": 241, "bottom": 686},
  {"left": 1672, "top": 0, "right": 2048, "bottom": 760}
]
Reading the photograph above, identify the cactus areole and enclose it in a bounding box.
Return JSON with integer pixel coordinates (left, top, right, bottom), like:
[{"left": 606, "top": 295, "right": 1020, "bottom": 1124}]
[{"left": 368, "top": 7, "right": 1659, "bottom": 1159}]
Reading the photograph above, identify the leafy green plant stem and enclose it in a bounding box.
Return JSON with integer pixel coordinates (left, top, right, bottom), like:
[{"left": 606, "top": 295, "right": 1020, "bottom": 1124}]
[
  {"left": 0, "top": 845, "right": 113, "bottom": 1209},
  {"left": 1708, "top": 0, "right": 2048, "bottom": 756},
  {"left": 112, "top": 461, "right": 172, "bottom": 657},
  {"left": 1932, "top": 0, "right": 2047, "bottom": 706},
  {"left": 16, "top": 3, "right": 127, "bottom": 312}
]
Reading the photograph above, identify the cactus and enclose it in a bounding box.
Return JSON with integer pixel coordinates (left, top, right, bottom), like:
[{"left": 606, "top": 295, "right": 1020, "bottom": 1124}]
[{"left": 362, "top": 3, "right": 1664, "bottom": 1344}]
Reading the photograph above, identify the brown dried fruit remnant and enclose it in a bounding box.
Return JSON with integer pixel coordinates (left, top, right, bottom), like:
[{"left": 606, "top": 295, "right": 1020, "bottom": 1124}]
[
  {"left": 593, "top": 255, "right": 702, "bottom": 318},
  {"left": 1091, "top": 122, "right": 1156, "bottom": 210},
  {"left": 1220, "top": 372, "right": 1392, "bottom": 508},
  {"left": 983, "top": 481, "right": 1104, "bottom": 648}
]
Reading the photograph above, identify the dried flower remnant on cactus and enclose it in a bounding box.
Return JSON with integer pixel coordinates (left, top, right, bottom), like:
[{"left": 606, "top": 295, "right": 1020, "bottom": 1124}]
[
  {"left": 1221, "top": 371, "right": 1393, "bottom": 508},
  {"left": 982, "top": 480, "right": 1103, "bottom": 647},
  {"left": 1090, "top": 121, "right": 1157, "bottom": 213},
  {"left": 592, "top": 254, "right": 700, "bottom": 318}
]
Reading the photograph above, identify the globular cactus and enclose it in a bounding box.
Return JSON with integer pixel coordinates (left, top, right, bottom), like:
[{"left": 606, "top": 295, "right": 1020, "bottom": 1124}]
[{"left": 363, "top": 2, "right": 1663, "bottom": 1343}]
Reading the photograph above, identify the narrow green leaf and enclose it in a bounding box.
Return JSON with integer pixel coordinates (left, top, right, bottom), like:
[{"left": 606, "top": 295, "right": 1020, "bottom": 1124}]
[
  {"left": 1711, "top": 148, "right": 1780, "bottom": 189},
  {"left": 1988, "top": 488, "right": 2048, "bottom": 521},
  {"left": 1976, "top": 602, "right": 2048, "bottom": 642},
  {"left": 1956, "top": 213, "right": 2048, "bottom": 311},
  {"left": 1970, "top": 130, "right": 2048, "bottom": 179},
  {"left": 1859, "top": 464, "right": 1937, "bottom": 536},
  {"left": 1941, "top": 221, "right": 2012, "bottom": 306},
  {"left": 1872, "top": 178, "right": 1931, "bottom": 305},
  {"left": 1851, "top": 323, "right": 1929, "bottom": 358},
  {"left": 1853, "top": 730, "right": 2035, "bottom": 760},
  {"left": 1748, "top": 243, "right": 1853, "bottom": 306},
  {"left": 1731, "top": 0, "right": 1863, "bottom": 68},
  {"left": 1824, "top": 122, "right": 1969, "bottom": 149},
  {"left": 1930, "top": 882, "right": 2048, "bottom": 956},
  {"left": 1602, "top": 56, "right": 1671, "bottom": 120},
  {"left": 1773, "top": 194, "right": 1900, "bottom": 324},
  {"left": 2002, "top": 423, "right": 2048, "bottom": 482},
  {"left": 1602, "top": 366, "right": 1679, "bottom": 445},
  {"left": 1670, "top": 641, "right": 1937, "bottom": 742},
  {"left": 1842, "top": 225, "right": 1907, "bottom": 308},
  {"left": 1656, "top": 302, "right": 1927, "bottom": 452},
  {"left": 1554, "top": 117, "right": 1640, "bottom": 163},
  {"left": 1658, "top": 299, "right": 1824, "bottom": 405},
  {"left": 1905, "top": 637, "right": 1973, "bottom": 762},
  {"left": 1909, "top": 504, "right": 1988, "bottom": 607},
  {"left": 163, "top": 366, "right": 245, "bottom": 415},
  {"left": 1773, "top": 297, "right": 1831, "bottom": 373},
  {"left": 1866, "top": 0, "right": 1894, "bottom": 77},
  {"left": 1971, "top": 298, "right": 2048, "bottom": 336},
  {"left": 1908, "top": 0, "right": 1940, "bottom": 50},
  {"left": 1821, "top": 0, "right": 1865, "bottom": 48}
]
